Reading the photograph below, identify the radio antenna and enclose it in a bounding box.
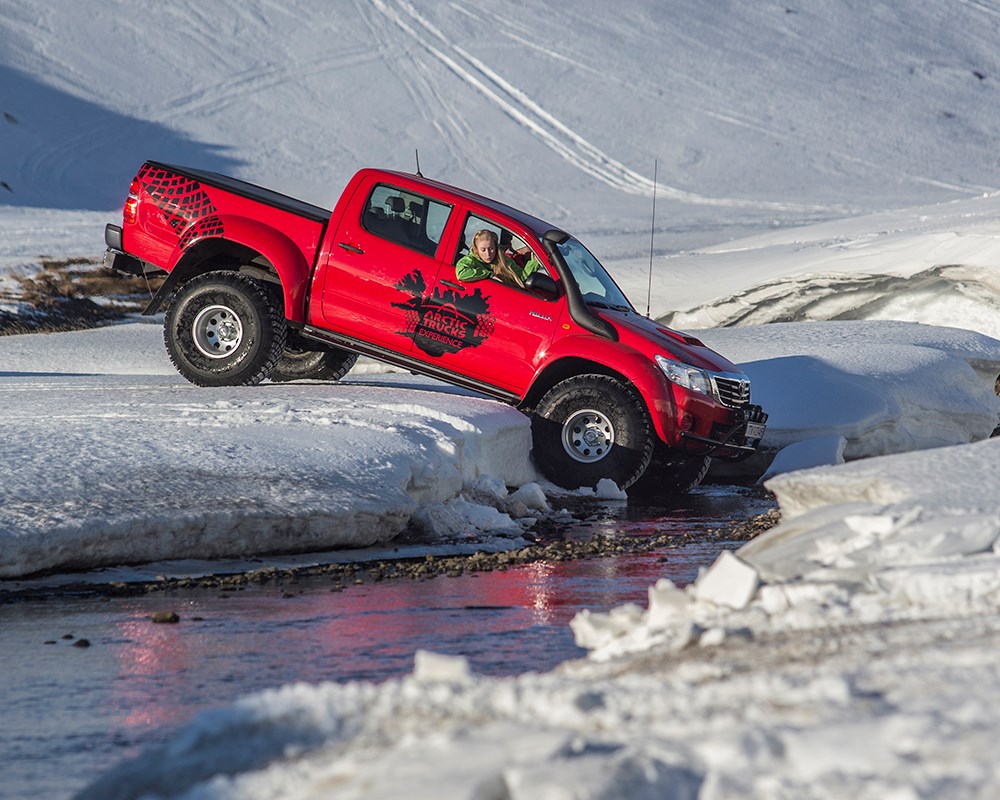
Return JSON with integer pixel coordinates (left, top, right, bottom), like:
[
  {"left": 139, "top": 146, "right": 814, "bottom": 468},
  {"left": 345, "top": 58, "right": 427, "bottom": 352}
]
[
  {"left": 415, "top": 149, "right": 423, "bottom": 178},
  {"left": 646, "top": 159, "right": 658, "bottom": 318}
]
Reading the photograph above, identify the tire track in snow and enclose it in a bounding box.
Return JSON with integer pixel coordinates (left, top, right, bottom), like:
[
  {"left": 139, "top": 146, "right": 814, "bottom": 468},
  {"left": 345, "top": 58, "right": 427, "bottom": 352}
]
[
  {"left": 372, "top": 0, "right": 827, "bottom": 211},
  {"left": 19, "top": 43, "right": 380, "bottom": 199},
  {"left": 352, "top": 0, "right": 492, "bottom": 183},
  {"left": 957, "top": 0, "right": 1000, "bottom": 21}
]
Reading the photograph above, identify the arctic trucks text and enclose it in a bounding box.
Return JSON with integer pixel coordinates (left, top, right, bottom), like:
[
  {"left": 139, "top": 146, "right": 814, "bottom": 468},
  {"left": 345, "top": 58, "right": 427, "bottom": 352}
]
[{"left": 104, "top": 162, "right": 767, "bottom": 493}]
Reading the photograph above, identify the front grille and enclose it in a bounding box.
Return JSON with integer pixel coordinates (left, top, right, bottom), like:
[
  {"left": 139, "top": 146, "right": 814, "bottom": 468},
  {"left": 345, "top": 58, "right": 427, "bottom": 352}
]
[{"left": 713, "top": 375, "right": 751, "bottom": 408}]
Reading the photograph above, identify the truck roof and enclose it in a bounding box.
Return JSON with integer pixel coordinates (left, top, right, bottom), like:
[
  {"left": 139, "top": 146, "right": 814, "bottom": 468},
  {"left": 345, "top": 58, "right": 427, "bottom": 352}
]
[{"left": 357, "top": 168, "right": 565, "bottom": 240}]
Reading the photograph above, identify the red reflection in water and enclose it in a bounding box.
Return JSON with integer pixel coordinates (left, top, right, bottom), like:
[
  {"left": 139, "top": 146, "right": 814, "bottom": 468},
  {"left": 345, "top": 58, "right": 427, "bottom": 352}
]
[{"left": 105, "top": 544, "right": 726, "bottom": 737}]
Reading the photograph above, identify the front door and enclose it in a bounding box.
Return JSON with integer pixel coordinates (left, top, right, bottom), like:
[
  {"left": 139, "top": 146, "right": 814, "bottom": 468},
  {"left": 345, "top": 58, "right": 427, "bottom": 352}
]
[{"left": 416, "top": 213, "right": 562, "bottom": 394}]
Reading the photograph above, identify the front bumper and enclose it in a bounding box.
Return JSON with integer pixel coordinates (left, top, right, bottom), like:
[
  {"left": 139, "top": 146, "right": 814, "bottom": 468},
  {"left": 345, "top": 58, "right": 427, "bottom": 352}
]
[{"left": 680, "top": 403, "right": 768, "bottom": 461}]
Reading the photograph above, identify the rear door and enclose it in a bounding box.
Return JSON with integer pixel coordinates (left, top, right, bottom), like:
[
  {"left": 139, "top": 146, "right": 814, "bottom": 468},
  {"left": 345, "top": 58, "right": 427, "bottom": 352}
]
[{"left": 318, "top": 178, "right": 453, "bottom": 351}]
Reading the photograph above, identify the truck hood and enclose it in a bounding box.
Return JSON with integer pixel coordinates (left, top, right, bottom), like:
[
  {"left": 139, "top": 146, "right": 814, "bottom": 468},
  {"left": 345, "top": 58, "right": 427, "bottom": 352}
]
[{"left": 600, "top": 308, "right": 743, "bottom": 374}]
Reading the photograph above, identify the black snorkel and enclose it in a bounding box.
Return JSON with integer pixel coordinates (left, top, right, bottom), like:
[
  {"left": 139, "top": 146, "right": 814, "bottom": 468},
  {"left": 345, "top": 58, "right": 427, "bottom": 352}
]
[{"left": 541, "top": 229, "right": 618, "bottom": 341}]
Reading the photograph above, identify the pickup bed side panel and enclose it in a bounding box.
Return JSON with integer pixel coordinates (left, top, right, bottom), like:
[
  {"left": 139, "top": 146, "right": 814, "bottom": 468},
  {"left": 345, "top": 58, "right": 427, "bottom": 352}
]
[{"left": 126, "top": 162, "right": 325, "bottom": 322}]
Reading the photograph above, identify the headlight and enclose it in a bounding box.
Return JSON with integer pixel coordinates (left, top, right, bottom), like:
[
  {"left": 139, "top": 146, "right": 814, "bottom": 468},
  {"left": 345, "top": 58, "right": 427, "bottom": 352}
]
[{"left": 655, "top": 355, "right": 712, "bottom": 396}]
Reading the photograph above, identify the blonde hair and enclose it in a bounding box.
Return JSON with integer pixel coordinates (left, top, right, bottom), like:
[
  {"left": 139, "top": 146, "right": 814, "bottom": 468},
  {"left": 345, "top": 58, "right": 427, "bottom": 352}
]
[
  {"left": 471, "top": 229, "right": 524, "bottom": 288},
  {"left": 472, "top": 229, "right": 499, "bottom": 253}
]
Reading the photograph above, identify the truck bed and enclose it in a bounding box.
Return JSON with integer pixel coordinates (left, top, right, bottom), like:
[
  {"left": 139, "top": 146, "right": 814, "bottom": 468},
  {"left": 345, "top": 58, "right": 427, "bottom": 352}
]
[{"left": 148, "top": 161, "right": 330, "bottom": 224}]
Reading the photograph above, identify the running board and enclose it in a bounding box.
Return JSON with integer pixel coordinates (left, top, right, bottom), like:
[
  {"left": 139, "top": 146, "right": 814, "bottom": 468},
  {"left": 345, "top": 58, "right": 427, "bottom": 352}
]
[{"left": 299, "top": 325, "right": 521, "bottom": 405}]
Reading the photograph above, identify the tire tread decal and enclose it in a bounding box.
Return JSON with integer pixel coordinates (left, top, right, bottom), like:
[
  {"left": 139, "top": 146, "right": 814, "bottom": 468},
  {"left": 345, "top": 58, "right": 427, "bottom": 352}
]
[{"left": 137, "top": 163, "right": 224, "bottom": 246}]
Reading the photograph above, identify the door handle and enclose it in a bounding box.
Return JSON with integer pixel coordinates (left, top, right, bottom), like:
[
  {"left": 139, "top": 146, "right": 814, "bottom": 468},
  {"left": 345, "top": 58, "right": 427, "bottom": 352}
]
[
  {"left": 440, "top": 279, "right": 464, "bottom": 290},
  {"left": 338, "top": 242, "right": 364, "bottom": 255}
]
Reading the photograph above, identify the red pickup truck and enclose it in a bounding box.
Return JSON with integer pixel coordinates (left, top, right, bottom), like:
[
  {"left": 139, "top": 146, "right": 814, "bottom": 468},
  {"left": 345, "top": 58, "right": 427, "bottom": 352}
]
[{"left": 104, "top": 162, "right": 766, "bottom": 493}]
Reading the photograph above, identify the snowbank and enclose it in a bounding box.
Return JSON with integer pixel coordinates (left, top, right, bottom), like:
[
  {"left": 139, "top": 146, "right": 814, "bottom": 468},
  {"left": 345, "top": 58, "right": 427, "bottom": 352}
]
[
  {"left": 0, "top": 323, "right": 542, "bottom": 578},
  {"left": 640, "top": 192, "right": 1000, "bottom": 332},
  {"left": 4, "top": 318, "right": 997, "bottom": 580},
  {"left": 700, "top": 320, "right": 1000, "bottom": 461},
  {"left": 576, "top": 435, "right": 1000, "bottom": 659},
  {"left": 76, "top": 428, "right": 1000, "bottom": 800}
]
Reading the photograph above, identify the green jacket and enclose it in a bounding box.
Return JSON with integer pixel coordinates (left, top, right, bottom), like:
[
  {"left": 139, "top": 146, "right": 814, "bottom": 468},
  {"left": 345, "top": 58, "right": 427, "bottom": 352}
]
[{"left": 455, "top": 251, "right": 545, "bottom": 286}]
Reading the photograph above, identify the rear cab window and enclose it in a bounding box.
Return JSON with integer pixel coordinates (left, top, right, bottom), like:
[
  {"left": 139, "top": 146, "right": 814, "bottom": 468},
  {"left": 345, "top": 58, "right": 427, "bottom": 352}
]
[{"left": 361, "top": 184, "right": 451, "bottom": 258}]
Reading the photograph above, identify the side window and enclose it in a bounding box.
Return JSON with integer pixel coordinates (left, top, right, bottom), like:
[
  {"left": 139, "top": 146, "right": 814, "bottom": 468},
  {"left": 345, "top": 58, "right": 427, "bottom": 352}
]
[
  {"left": 361, "top": 184, "right": 451, "bottom": 257},
  {"left": 458, "top": 214, "right": 530, "bottom": 263}
]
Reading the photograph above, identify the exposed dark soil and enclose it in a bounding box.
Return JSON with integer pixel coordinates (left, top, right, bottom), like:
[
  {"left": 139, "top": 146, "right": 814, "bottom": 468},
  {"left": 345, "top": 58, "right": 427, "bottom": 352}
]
[
  {"left": 0, "top": 257, "right": 163, "bottom": 335},
  {"left": 1, "top": 505, "right": 779, "bottom": 602}
]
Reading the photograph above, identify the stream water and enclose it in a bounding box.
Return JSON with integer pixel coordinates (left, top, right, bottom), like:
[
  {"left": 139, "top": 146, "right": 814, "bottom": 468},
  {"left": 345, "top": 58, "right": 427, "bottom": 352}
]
[{"left": 0, "top": 484, "right": 774, "bottom": 800}]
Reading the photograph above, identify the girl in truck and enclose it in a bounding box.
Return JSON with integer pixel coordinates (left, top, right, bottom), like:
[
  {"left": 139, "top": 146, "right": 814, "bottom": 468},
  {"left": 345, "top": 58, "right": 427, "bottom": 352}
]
[{"left": 456, "top": 228, "right": 543, "bottom": 289}]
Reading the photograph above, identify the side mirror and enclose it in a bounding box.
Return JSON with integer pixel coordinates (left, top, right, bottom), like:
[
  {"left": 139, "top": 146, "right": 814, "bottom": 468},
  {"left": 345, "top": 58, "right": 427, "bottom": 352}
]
[{"left": 525, "top": 271, "right": 560, "bottom": 299}]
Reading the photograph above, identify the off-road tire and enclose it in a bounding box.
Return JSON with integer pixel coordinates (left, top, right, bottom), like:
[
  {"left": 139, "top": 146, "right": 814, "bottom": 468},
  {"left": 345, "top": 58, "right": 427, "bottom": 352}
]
[
  {"left": 531, "top": 374, "right": 654, "bottom": 490},
  {"left": 630, "top": 445, "right": 712, "bottom": 499},
  {"left": 271, "top": 338, "right": 358, "bottom": 382},
  {"left": 164, "top": 270, "right": 286, "bottom": 387}
]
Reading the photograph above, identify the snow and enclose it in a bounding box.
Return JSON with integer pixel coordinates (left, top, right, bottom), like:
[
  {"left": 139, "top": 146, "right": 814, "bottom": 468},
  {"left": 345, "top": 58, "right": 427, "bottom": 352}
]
[
  {"left": 2, "top": 0, "right": 1000, "bottom": 796},
  {"left": 0, "top": 322, "right": 542, "bottom": 579}
]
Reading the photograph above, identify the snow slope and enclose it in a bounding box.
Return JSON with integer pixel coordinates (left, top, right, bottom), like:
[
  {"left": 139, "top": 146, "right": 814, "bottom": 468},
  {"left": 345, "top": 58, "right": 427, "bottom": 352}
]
[
  {"left": 2, "top": 0, "right": 1000, "bottom": 796},
  {"left": 4, "top": 0, "right": 1000, "bottom": 253}
]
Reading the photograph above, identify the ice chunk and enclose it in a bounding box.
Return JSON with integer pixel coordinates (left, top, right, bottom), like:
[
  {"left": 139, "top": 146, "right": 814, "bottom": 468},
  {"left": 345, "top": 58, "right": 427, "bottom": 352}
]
[
  {"left": 646, "top": 578, "right": 690, "bottom": 628},
  {"left": 595, "top": 478, "right": 627, "bottom": 500},
  {"left": 413, "top": 650, "right": 471, "bottom": 683},
  {"left": 569, "top": 603, "right": 644, "bottom": 650},
  {"left": 694, "top": 551, "right": 760, "bottom": 609},
  {"left": 509, "top": 482, "right": 549, "bottom": 511}
]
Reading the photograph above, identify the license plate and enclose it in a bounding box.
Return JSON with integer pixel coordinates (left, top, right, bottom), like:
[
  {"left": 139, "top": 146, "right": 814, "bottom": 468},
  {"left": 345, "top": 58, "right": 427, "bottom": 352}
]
[{"left": 745, "top": 421, "right": 766, "bottom": 440}]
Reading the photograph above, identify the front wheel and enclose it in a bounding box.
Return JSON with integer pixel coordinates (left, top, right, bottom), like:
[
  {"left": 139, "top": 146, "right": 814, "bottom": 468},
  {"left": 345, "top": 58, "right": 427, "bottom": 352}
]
[
  {"left": 164, "top": 271, "right": 286, "bottom": 386},
  {"left": 630, "top": 447, "right": 712, "bottom": 499},
  {"left": 530, "top": 374, "right": 654, "bottom": 490}
]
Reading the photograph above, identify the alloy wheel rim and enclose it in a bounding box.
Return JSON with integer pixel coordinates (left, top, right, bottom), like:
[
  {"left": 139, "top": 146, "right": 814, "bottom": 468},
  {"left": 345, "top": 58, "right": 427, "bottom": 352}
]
[
  {"left": 561, "top": 408, "right": 614, "bottom": 463},
  {"left": 192, "top": 304, "right": 244, "bottom": 359}
]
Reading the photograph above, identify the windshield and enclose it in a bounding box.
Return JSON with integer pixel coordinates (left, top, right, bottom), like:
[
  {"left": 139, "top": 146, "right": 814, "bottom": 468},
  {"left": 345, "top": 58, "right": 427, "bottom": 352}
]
[{"left": 556, "top": 237, "right": 633, "bottom": 311}]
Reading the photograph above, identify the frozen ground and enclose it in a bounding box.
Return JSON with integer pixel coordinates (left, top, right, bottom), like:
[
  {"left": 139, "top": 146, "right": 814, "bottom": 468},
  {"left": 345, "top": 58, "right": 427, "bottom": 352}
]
[
  {"left": 2, "top": 234, "right": 994, "bottom": 800},
  {"left": 3, "top": 0, "right": 1000, "bottom": 797}
]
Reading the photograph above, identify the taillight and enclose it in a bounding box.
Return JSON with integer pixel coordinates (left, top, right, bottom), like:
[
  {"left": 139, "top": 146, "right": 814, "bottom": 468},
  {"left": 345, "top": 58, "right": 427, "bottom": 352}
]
[{"left": 123, "top": 178, "right": 140, "bottom": 224}]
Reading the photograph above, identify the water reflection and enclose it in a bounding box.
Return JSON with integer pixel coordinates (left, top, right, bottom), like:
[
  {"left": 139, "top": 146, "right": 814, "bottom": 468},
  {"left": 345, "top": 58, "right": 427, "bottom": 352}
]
[
  {"left": 4, "top": 485, "right": 775, "bottom": 799},
  {"left": 105, "top": 535, "right": 746, "bottom": 736}
]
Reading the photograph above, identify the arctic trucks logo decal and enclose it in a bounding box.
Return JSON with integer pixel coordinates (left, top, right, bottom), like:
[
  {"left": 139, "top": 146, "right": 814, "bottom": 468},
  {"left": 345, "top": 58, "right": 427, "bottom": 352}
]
[{"left": 394, "top": 270, "right": 495, "bottom": 357}]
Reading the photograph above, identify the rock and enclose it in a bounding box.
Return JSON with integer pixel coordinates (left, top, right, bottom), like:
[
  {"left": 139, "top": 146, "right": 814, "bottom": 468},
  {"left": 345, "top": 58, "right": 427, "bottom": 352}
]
[{"left": 151, "top": 611, "right": 180, "bottom": 624}]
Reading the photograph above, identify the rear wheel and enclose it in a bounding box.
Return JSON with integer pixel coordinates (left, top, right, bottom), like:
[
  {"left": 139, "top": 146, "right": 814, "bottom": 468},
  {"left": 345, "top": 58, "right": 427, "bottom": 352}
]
[
  {"left": 271, "top": 337, "right": 358, "bottom": 382},
  {"left": 531, "top": 374, "right": 654, "bottom": 490},
  {"left": 164, "top": 271, "right": 285, "bottom": 386}
]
